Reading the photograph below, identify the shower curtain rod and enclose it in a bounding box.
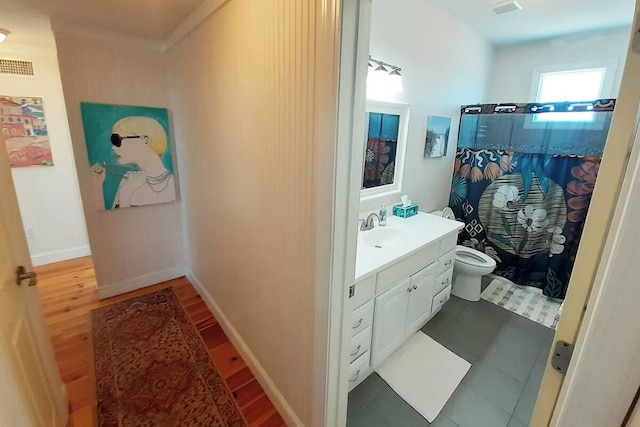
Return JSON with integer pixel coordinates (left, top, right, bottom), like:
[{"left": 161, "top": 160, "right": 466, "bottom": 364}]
[{"left": 461, "top": 99, "right": 616, "bottom": 115}]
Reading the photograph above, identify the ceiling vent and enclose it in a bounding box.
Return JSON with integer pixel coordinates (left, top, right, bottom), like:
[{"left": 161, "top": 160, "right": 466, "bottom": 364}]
[
  {"left": 491, "top": 0, "right": 522, "bottom": 15},
  {"left": 0, "top": 59, "right": 34, "bottom": 76}
]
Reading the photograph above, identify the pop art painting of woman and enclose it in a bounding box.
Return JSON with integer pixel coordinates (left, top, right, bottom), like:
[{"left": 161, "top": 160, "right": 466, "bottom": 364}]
[{"left": 81, "top": 103, "right": 177, "bottom": 210}]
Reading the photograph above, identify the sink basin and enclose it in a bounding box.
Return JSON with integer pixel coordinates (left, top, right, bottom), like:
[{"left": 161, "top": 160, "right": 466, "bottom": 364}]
[{"left": 361, "top": 227, "right": 410, "bottom": 248}]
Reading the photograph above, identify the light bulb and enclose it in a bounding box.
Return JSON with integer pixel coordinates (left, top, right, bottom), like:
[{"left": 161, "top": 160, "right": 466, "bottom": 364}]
[{"left": 0, "top": 29, "right": 9, "bottom": 43}]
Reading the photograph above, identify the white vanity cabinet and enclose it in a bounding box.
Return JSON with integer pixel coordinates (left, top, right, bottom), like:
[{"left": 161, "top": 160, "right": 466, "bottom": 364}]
[
  {"left": 347, "top": 213, "right": 463, "bottom": 390},
  {"left": 406, "top": 262, "right": 439, "bottom": 337},
  {"left": 371, "top": 277, "right": 411, "bottom": 367},
  {"left": 371, "top": 262, "right": 439, "bottom": 367}
]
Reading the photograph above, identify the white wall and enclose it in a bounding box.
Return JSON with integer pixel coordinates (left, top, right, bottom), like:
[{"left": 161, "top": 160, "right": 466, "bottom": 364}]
[
  {"left": 0, "top": 16, "right": 90, "bottom": 266},
  {"left": 54, "top": 32, "right": 185, "bottom": 298},
  {"left": 487, "top": 27, "right": 631, "bottom": 103},
  {"left": 166, "top": 1, "right": 339, "bottom": 424},
  {"left": 362, "top": 0, "right": 493, "bottom": 214}
]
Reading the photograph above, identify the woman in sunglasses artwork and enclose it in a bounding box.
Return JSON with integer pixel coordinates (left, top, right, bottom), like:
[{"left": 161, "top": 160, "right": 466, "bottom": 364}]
[{"left": 90, "top": 116, "right": 176, "bottom": 209}]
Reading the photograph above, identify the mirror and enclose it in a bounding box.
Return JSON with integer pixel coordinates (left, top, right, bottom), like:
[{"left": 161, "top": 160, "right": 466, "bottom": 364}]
[{"left": 361, "top": 101, "right": 409, "bottom": 200}]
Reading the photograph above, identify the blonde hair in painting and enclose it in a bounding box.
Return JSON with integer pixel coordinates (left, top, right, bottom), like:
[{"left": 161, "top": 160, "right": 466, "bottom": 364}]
[{"left": 112, "top": 116, "right": 167, "bottom": 156}]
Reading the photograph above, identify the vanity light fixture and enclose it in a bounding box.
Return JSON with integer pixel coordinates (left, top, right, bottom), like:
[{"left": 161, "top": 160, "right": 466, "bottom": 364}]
[
  {"left": 367, "top": 56, "right": 404, "bottom": 98},
  {"left": 0, "top": 29, "right": 9, "bottom": 43}
]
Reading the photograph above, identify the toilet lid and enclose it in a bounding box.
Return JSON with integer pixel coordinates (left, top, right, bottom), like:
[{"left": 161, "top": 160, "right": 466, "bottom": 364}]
[
  {"left": 441, "top": 207, "right": 455, "bottom": 220},
  {"left": 455, "top": 245, "right": 496, "bottom": 267}
]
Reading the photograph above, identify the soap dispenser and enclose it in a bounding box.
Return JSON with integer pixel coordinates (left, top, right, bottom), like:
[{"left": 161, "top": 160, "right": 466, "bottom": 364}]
[{"left": 379, "top": 203, "right": 388, "bottom": 226}]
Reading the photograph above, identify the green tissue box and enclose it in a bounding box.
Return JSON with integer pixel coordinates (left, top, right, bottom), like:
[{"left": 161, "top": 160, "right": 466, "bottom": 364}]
[{"left": 393, "top": 203, "right": 418, "bottom": 218}]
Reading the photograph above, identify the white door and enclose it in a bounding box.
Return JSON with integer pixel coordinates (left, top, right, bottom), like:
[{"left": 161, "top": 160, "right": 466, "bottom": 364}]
[
  {"left": 371, "top": 277, "right": 410, "bottom": 367},
  {"left": 0, "top": 134, "right": 67, "bottom": 427},
  {"left": 405, "top": 263, "right": 437, "bottom": 336}
]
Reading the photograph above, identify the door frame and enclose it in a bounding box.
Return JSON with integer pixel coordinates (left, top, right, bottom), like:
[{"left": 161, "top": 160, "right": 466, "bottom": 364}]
[
  {"left": 326, "top": 1, "right": 640, "bottom": 426},
  {"left": 323, "top": 0, "right": 372, "bottom": 425},
  {"left": 549, "top": 117, "right": 640, "bottom": 426}
]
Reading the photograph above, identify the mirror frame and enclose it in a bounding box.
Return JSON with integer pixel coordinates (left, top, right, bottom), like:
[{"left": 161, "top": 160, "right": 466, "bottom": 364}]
[{"left": 360, "top": 100, "right": 410, "bottom": 202}]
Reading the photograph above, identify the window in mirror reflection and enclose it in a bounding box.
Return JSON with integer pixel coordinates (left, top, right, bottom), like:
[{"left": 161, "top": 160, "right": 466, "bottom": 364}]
[{"left": 363, "top": 112, "right": 400, "bottom": 189}]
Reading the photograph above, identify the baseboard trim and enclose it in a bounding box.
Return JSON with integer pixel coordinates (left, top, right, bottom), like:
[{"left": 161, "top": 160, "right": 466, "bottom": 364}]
[
  {"left": 97, "top": 265, "right": 186, "bottom": 299},
  {"left": 31, "top": 245, "right": 92, "bottom": 267},
  {"left": 187, "top": 271, "right": 303, "bottom": 427}
]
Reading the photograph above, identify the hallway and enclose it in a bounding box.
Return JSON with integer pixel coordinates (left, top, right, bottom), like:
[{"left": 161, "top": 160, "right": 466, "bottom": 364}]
[{"left": 35, "top": 257, "right": 285, "bottom": 426}]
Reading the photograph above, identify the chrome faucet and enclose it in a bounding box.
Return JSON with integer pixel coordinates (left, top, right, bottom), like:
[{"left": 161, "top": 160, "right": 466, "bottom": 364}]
[{"left": 360, "top": 213, "right": 380, "bottom": 231}]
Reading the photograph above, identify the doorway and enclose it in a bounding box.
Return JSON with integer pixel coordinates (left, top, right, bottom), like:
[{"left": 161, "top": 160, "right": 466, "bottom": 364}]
[{"left": 331, "top": 0, "right": 639, "bottom": 426}]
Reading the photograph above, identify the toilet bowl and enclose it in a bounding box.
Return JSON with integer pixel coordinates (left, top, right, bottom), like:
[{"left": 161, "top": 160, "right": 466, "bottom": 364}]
[{"left": 452, "top": 245, "right": 496, "bottom": 301}]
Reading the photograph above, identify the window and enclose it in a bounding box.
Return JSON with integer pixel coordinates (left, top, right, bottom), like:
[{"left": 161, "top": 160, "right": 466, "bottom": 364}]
[{"left": 534, "top": 68, "right": 606, "bottom": 122}]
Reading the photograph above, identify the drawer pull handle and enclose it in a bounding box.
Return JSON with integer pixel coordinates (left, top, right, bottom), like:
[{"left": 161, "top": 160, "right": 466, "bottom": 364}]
[
  {"left": 352, "top": 318, "right": 363, "bottom": 329},
  {"left": 412, "top": 284, "right": 418, "bottom": 290},
  {"left": 445, "top": 260, "right": 452, "bottom": 266},
  {"left": 349, "top": 370, "right": 360, "bottom": 383},
  {"left": 351, "top": 345, "right": 362, "bottom": 356},
  {"left": 442, "top": 279, "right": 449, "bottom": 285}
]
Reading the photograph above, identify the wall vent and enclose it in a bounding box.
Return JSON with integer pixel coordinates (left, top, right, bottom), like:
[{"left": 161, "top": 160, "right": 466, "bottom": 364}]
[
  {"left": 491, "top": 0, "right": 522, "bottom": 15},
  {"left": 0, "top": 59, "right": 34, "bottom": 76}
]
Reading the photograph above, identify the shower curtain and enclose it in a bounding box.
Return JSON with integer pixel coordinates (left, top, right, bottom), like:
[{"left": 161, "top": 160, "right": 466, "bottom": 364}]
[{"left": 449, "top": 100, "right": 615, "bottom": 299}]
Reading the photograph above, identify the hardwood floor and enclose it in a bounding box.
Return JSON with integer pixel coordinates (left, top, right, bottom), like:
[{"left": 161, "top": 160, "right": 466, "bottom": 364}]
[{"left": 35, "top": 257, "right": 285, "bottom": 427}]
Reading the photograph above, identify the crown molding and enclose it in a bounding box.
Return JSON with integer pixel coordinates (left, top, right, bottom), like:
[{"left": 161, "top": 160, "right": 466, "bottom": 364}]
[
  {"left": 0, "top": 43, "right": 57, "bottom": 58},
  {"left": 51, "top": 19, "right": 167, "bottom": 53},
  {"left": 165, "top": 0, "right": 230, "bottom": 50}
]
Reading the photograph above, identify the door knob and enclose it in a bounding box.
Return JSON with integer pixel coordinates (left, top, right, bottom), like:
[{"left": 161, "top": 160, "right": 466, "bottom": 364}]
[{"left": 16, "top": 266, "right": 37, "bottom": 286}]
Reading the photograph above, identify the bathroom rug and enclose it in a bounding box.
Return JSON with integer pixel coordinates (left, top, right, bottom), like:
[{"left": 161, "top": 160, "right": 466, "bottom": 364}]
[
  {"left": 481, "top": 278, "right": 562, "bottom": 329},
  {"left": 376, "top": 332, "right": 471, "bottom": 422}
]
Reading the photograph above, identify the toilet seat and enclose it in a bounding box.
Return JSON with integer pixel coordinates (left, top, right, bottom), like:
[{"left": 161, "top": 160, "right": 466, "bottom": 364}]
[{"left": 455, "top": 245, "right": 496, "bottom": 267}]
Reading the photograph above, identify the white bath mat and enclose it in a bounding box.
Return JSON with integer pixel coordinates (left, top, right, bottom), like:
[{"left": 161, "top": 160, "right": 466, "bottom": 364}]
[
  {"left": 481, "top": 279, "right": 562, "bottom": 329},
  {"left": 376, "top": 332, "right": 471, "bottom": 423}
]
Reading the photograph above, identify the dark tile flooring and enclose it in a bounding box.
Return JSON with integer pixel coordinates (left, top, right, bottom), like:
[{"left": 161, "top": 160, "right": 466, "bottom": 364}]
[{"left": 347, "top": 280, "right": 555, "bottom": 427}]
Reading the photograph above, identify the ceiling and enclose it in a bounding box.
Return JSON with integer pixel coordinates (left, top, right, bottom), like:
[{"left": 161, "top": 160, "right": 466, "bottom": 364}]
[
  {"left": 1, "top": 0, "right": 205, "bottom": 42},
  {"left": 426, "top": 0, "right": 636, "bottom": 44}
]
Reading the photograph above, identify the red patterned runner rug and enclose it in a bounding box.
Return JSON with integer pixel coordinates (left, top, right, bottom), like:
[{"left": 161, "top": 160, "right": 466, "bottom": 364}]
[{"left": 91, "top": 287, "right": 245, "bottom": 426}]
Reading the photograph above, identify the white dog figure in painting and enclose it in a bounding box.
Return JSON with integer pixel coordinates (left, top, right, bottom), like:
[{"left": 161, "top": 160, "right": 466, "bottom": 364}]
[{"left": 91, "top": 116, "right": 176, "bottom": 209}]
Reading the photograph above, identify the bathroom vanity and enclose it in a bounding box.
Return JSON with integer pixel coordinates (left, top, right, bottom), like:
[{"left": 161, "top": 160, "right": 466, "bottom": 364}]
[{"left": 347, "top": 212, "right": 464, "bottom": 390}]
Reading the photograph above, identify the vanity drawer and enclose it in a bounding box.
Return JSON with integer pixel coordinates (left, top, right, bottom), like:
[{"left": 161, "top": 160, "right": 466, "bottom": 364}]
[
  {"left": 438, "top": 249, "right": 456, "bottom": 275},
  {"left": 435, "top": 268, "right": 454, "bottom": 293},
  {"left": 439, "top": 232, "right": 458, "bottom": 256},
  {"left": 349, "top": 326, "right": 372, "bottom": 363},
  {"left": 432, "top": 284, "right": 452, "bottom": 314},
  {"left": 376, "top": 245, "right": 438, "bottom": 294},
  {"left": 350, "top": 300, "right": 374, "bottom": 337},
  {"left": 348, "top": 351, "right": 370, "bottom": 391},
  {"left": 350, "top": 275, "right": 376, "bottom": 310}
]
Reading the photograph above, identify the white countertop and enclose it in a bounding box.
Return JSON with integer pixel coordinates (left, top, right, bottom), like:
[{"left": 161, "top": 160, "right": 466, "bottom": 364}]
[{"left": 355, "top": 212, "right": 464, "bottom": 282}]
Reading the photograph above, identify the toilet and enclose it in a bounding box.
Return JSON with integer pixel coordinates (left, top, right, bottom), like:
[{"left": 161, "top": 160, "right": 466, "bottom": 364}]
[
  {"left": 451, "top": 246, "right": 496, "bottom": 301},
  {"left": 432, "top": 207, "right": 496, "bottom": 302}
]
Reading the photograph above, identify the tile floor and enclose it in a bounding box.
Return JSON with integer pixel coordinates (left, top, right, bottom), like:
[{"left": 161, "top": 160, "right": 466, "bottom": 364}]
[{"left": 347, "top": 281, "right": 555, "bottom": 427}]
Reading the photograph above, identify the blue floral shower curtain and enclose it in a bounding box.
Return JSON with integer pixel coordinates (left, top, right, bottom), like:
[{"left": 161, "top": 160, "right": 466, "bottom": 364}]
[{"left": 449, "top": 100, "right": 615, "bottom": 299}]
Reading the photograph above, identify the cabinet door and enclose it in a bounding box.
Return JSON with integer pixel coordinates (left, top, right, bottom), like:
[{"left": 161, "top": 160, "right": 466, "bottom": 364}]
[
  {"left": 371, "top": 278, "right": 411, "bottom": 367},
  {"left": 406, "top": 263, "right": 438, "bottom": 337}
]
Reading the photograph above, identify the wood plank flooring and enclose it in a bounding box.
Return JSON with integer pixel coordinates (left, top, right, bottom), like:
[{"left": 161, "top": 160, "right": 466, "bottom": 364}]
[{"left": 35, "top": 257, "right": 285, "bottom": 427}]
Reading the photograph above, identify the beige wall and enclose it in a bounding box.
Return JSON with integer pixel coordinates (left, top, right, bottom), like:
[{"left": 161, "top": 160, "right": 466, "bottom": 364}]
[
  {"left": 0, "top": 11, "right": 89, "bottom": 267},
  {"left": 55, "top": 32, "right": 185, "bottom": 297},
  {"left": 166, "top": 1, "right": 337, "bottom": 424},
  {"left": 0, "top": 50, "right": 90, "bottom": 266}
]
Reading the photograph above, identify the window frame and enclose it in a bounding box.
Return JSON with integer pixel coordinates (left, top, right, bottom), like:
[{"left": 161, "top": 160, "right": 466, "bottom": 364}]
[
  {"left": 529, "top": 59, "right": 619, "bottom": 104},
  {"left": 360, "top": 100, "right": 409, "bottom": 202}
]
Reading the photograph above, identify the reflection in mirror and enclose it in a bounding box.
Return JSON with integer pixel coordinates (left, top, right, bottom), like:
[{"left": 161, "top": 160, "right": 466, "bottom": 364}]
[
  {"left": 361, "top": 101, "right": 409, "bottom": 200},
  {"left": 363, "top": 112, "right": 399, "bottom": 188}
]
